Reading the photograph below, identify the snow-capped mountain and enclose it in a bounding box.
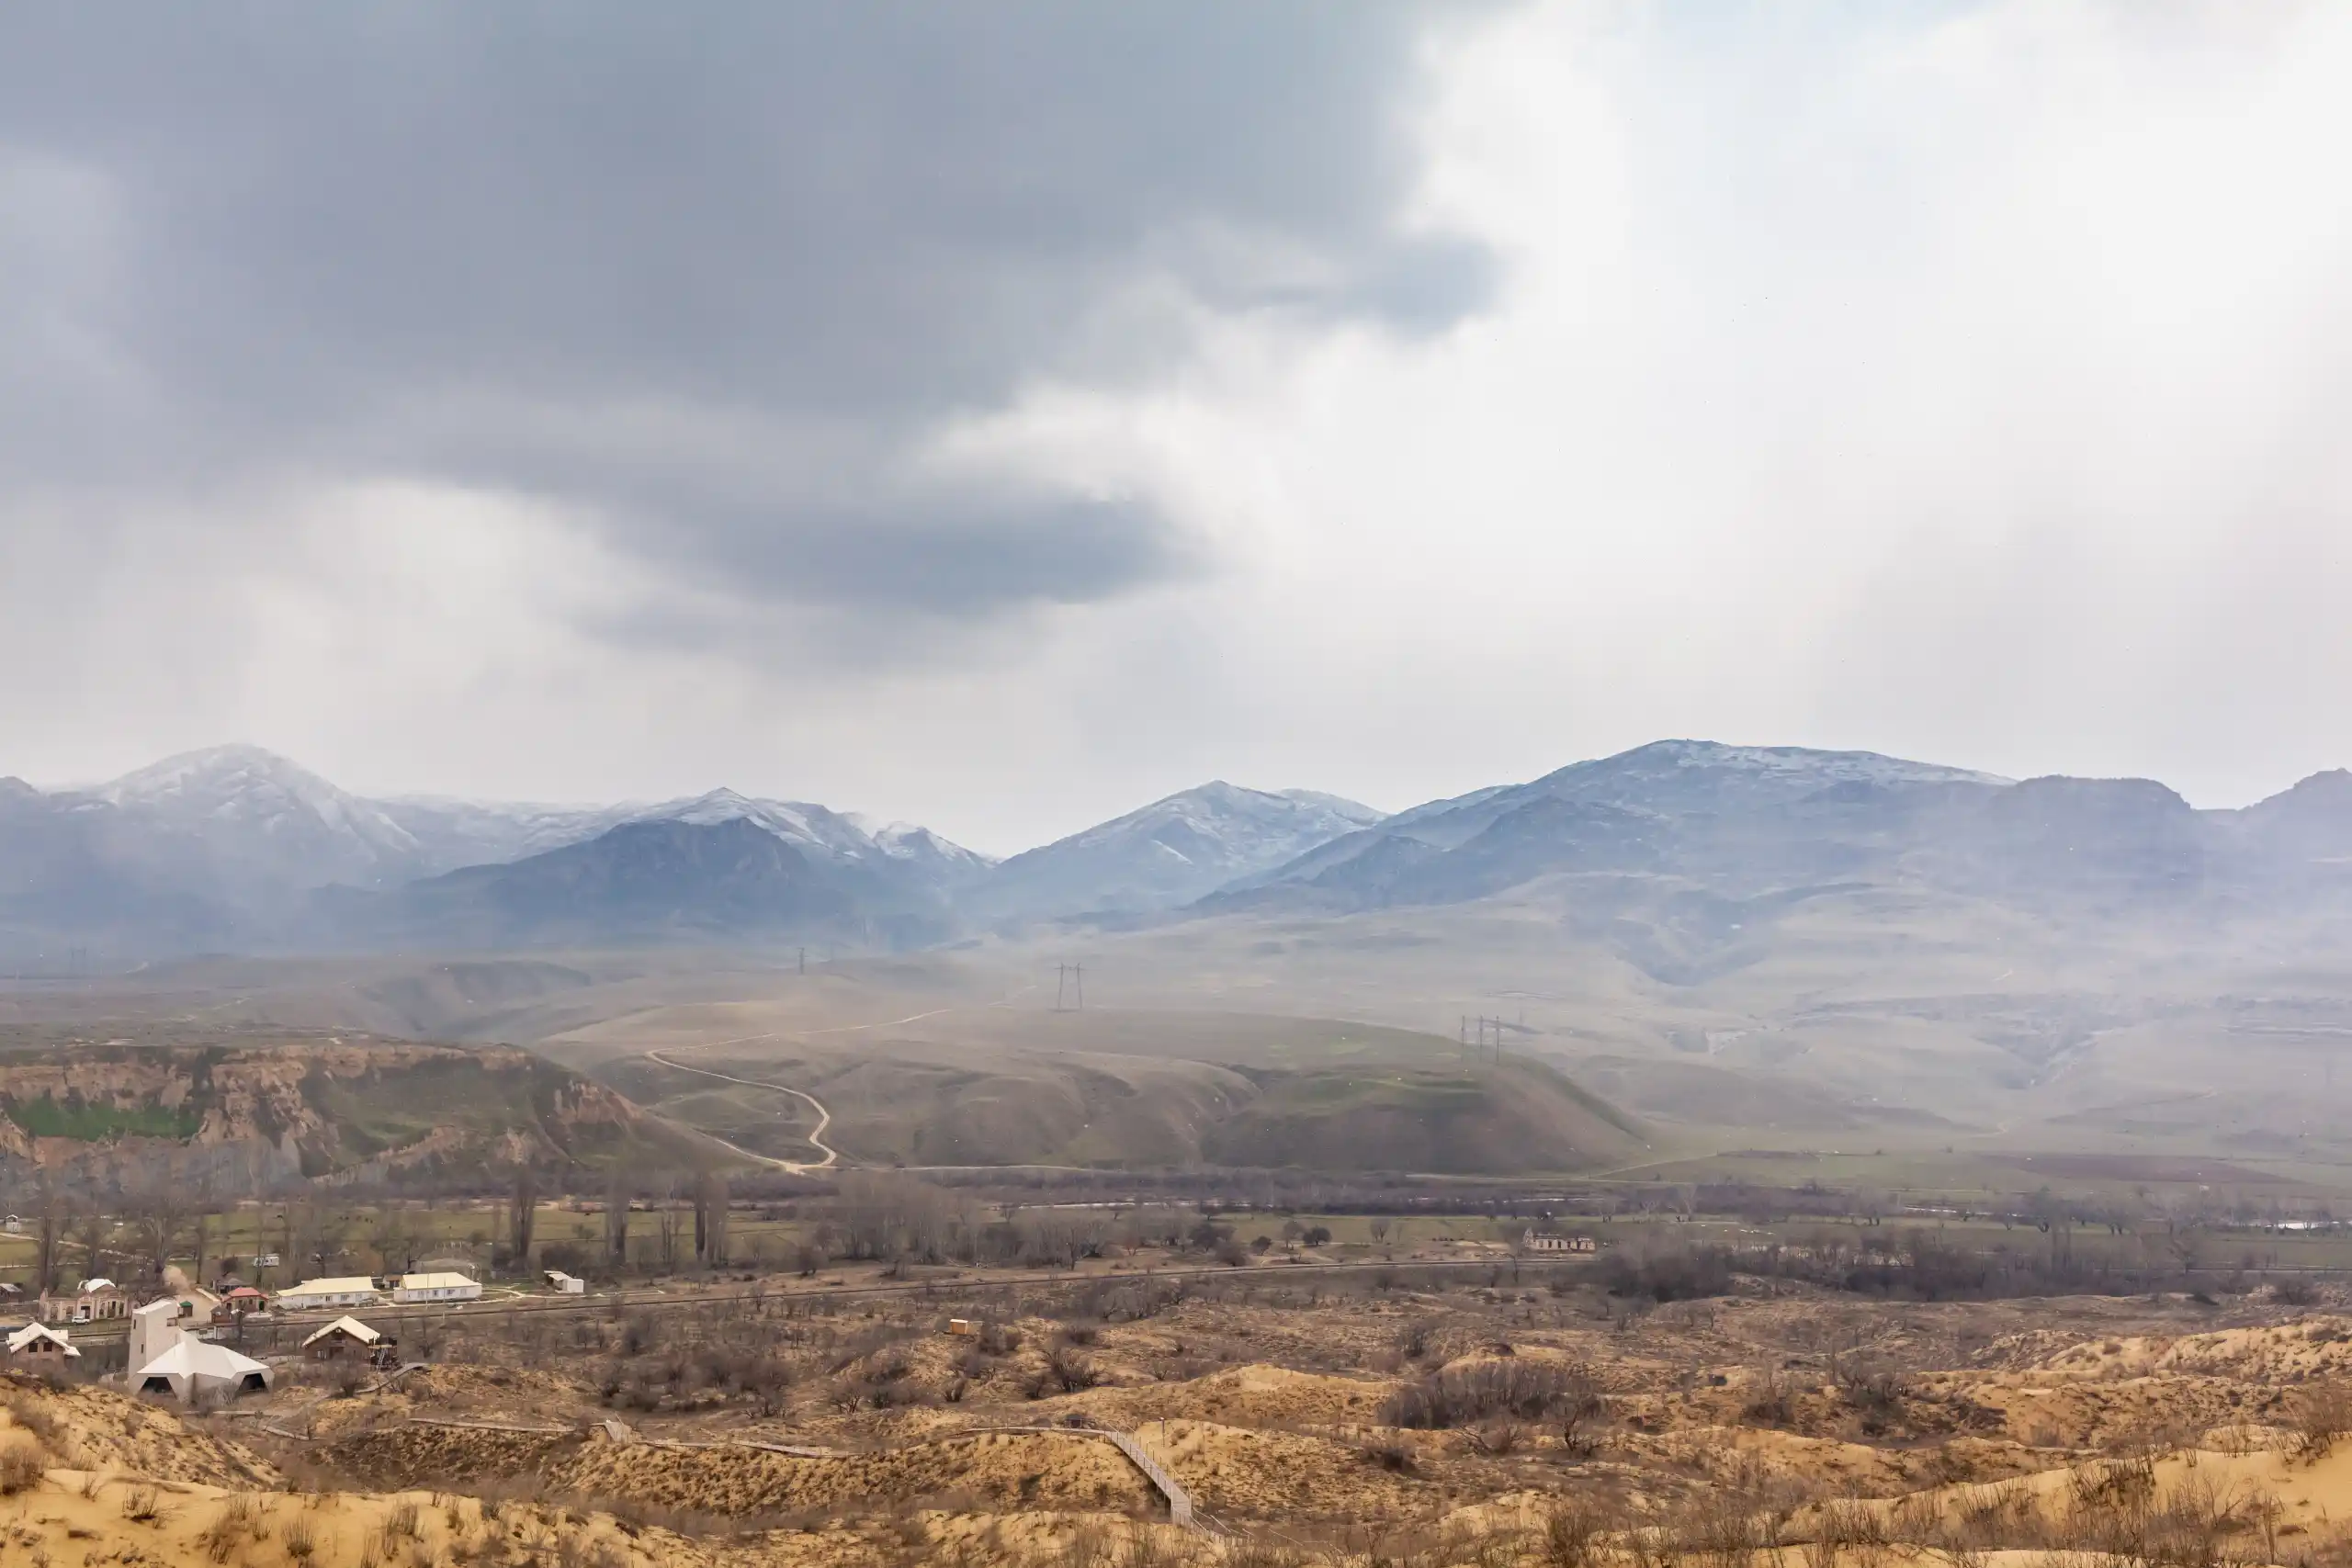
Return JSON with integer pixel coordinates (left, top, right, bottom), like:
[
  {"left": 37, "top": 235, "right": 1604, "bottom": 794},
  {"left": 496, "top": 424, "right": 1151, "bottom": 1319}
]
[
  {"left": 866, "top": 819, "right": 1000, "bottom": 886},
  {"left": 960, "top": 780, "right": 1386, "bottom": 921},
  {"left": 0, "top": 745, "right": 998, "bottom": 957},
  {"left": 91, "top": 744, "right": 430, "bottom": 894}
]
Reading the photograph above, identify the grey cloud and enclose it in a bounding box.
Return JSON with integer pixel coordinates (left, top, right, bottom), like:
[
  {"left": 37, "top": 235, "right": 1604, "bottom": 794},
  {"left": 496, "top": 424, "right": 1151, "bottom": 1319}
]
[{"left": 0, "top": 2, "right": 1491, "bottom": 629}]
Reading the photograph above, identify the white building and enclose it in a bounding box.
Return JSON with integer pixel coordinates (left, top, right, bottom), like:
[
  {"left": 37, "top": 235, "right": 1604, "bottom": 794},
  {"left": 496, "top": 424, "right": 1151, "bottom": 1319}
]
[
  {"left": 131, "top": 1337, "right": 272, "bottom": 1404},
  {"left": 393, "top": 1271, "right": 481, "bottom": 1304},
  {"left": 6, "top": 1322, "right": 79, "bottom": 1359},
  {"left": 130, "top": 1295, "right": 216, "bottom": 1372},
  {"left": 542, "top": 1269, "right": 585, "bottom": 1295},
  {"left": 1522, "top": 1230, "right": 1597, "bottom": 1254},
  {"left": 274, "top": 1276, "right": 383, "bottom": 1312}
]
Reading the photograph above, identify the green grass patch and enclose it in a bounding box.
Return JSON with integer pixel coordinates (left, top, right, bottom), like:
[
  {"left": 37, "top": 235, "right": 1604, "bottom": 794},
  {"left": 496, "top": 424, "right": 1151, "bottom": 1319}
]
[{"left": 3, "top": 1093, "right": 201, "bottom": 1142}]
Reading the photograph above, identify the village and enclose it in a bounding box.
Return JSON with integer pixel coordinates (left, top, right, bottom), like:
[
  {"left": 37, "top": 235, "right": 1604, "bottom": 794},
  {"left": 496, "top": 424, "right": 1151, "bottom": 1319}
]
[{"left": 0, "top": 1258, "right": 597, "bottom": 1404}]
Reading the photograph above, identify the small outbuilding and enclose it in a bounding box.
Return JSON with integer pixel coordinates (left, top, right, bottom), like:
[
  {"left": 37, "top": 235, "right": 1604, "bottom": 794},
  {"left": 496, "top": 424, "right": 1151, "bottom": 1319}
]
[
  {"left": 542, "top": 1269, "right": 585, "bottom": 1295},
  {"left": 300, "top": 1315, "right": 391, "bottom": 1363},
  {"left": 211, "top": 1286, "right": 268, "bottom": 1324}
]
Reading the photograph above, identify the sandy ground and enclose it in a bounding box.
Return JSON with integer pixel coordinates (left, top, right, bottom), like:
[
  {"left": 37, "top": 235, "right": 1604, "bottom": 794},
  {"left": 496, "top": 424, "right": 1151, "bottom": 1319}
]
[{"left": 14, "top": 1285, "right": 2352, "bottom": 1565}]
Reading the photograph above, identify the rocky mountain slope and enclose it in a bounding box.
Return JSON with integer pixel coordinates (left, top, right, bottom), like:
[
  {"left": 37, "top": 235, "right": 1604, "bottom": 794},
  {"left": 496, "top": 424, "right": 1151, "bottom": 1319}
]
[{"left": 0, "top": 1035, "right": 709, "bottom": 1185}]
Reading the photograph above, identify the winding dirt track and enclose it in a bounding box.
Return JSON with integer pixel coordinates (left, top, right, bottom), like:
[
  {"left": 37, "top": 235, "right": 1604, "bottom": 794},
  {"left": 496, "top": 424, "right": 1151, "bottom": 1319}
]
[{"left": 643, "top": 1050, "right": 838, "bottom": 1172}]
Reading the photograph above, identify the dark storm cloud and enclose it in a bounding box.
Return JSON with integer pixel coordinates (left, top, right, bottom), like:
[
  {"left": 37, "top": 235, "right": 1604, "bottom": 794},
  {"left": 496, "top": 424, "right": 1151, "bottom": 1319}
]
[{"left": 0, "top": 2, "right": 1488, "bottom": 621}]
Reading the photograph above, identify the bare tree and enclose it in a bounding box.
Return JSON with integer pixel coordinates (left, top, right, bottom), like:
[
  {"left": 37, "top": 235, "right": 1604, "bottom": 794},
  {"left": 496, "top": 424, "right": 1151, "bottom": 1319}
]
[
  {"left": 653, "top": 1173, "right": 683, "bottom": 1273},
  {"left": 695, "top": 1171, "right": 730, "bottom": 1268},
  {"left": 311, "top": 1205, "right": 354, "bottom": 1279},
  {"left": 509, "top": 1166, "right": 538, "bottom": 1267},
  {"left": 190, "top": 1206, "right": 212, "bottom": 1285},
  {"left": 374, "top": 1204, "right": 417, "bottom": 1276},
  {"left": 605, "top": 1168, "right": 631, "bottom": 1267},
  {"left": 34, "top": 1176, "right": 65, "bottom": 1295},
  {"left": 276, "top": 1201, "right": 312, "bottom": 1282},
  {"left": 124, "top": 1185, "right": 190, "bottom": 1284},
  {"left": 71, "top": 1207, "right": 111, "bottom": 1284}
]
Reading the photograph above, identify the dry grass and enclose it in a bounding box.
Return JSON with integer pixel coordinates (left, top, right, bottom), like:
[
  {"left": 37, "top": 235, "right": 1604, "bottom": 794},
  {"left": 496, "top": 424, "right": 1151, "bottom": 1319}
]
[{"left": 0, "top": 1442, "right": 44, "bottom": 1495}]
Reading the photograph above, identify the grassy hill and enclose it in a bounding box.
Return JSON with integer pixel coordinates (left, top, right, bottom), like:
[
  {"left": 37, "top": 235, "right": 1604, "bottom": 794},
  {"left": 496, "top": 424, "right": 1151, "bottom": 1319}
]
[
  {"left": 582, "top": 1008, "right": 1647, "bottom": 1174},
  {"left": 1199, "top": 1055, "right": 1646, "bottom": 1174}
]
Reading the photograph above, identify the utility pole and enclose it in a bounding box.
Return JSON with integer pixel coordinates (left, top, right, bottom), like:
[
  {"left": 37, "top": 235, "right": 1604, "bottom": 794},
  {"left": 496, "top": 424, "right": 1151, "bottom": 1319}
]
[
  {"left": 797, "top": 946, "right": 806, "bottom": 976},
  {"left": 1073, "top": 964, "right": 1084, "bottom": 1012}
]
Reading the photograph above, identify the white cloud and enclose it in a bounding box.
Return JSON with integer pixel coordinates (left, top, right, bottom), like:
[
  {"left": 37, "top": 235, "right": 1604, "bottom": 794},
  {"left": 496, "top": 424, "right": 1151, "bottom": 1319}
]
[{"left": 941, "top": 0, "right": 2352, "bottom": 818}]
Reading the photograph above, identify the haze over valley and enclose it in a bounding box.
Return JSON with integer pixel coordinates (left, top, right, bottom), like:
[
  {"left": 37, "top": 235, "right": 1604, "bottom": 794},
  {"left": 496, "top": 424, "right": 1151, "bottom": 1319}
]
[{"left": 9, "top": 737, "right": 2352, "bottom": 1181}]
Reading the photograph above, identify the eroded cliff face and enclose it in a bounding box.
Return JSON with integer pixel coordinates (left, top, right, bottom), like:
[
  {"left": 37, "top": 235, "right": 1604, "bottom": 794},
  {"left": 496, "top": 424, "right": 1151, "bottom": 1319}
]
[{"left": 0, "top": 1040, "right": 662, "bottom": 1185}]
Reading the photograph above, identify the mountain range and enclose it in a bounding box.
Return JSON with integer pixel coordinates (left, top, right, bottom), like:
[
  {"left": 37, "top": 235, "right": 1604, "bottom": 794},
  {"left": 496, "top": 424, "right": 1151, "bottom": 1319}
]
[{"left": 5, "top": 739, "right": 2352, "bottom": 961}]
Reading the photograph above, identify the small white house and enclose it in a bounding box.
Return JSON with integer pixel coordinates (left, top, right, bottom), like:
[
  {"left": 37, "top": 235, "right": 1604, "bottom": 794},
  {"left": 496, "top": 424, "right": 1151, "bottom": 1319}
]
[
  {"left": 275, "top": 1276, "right": 383, "bottom": 1312},
  {"left": 6, "top": 1322, "right": 79, "bottom": 1359},
  {"left": 393, "top": 1271, "right": 481, "bottom": 1304},
  {"left": 2, "top": 1213, "right": 22, "bottom": 1234},
  {"left": 131, "top": 1336, "right": 272, "bottom": 1403},
  {"left": 542, "top": 1269, "right": 585, "bottom": 1295}
]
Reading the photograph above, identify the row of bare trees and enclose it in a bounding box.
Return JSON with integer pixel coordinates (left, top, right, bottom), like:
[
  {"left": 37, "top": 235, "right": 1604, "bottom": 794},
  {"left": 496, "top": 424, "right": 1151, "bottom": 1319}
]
[{"left": 2, "top": 1174, "right": 226, "bottom": 1293}]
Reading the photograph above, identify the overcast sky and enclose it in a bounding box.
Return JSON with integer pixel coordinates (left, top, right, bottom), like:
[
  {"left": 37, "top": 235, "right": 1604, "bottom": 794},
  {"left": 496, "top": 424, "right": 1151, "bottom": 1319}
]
[{"left": 4, "top": 2, "right": 2349, "bottom": 853}]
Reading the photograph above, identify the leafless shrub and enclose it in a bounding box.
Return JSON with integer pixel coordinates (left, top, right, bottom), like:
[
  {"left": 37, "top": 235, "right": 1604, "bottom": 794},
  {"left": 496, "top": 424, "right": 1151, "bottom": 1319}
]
[
  {"left": 119, "top": 1483, "right": 163, "bottom": 1523},
  {"left": 0, "top": 1443, "right": 43, "bottom": 1495},
  {"left": 1804, "top": 1498, "right": 1891, "bottom": 1568},
  {"left": 2291, "top": 1382, "right": 2352, "bottom": 1461},
  {"left": 1740, "top": 1368, "right": 1797, "bottom": 1428},
  {"left": 1032, "top": 1346, "right": 1102, "bottom": 1397},
  {"left": 1382, "top": 1358, "right": 1589, "bottom": 1429},
  {"left": 1541, "top": 1497, "right": 1622, "bottom": 1568},
  {"left": 1, "top": 1393, "right": 60, "bottom": 1447},
  {"left": 1665, "top": 1492, "right": 1766, "bottom": 1568},
  {"left": 1473, "top": 1416, "right": 1522, "bottom": 1455},
  {"left": 200, "top": 1493, "right": 259, "bottom": 1562}
]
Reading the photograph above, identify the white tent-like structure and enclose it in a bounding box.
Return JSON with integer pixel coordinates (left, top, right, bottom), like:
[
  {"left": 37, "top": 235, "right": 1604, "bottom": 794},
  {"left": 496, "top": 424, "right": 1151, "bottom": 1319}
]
[{"left": 132, "top": 1336, "right": 272, "bottom": 1403}]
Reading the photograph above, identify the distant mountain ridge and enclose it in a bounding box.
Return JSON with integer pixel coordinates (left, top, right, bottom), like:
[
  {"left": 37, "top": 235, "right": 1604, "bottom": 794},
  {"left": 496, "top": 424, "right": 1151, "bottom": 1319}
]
[
  {"left": 322, "top": 816, "right": 960, "bottom": 950},
  {"left": 9, "top": 739, "right": 2352, "bottom": 960},
  {"left": 1207, "top": 739, "right": 2352, "bottom": 919},
  {"left": 0, "top": 745, "right": 1001, "bottom": 959}
]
